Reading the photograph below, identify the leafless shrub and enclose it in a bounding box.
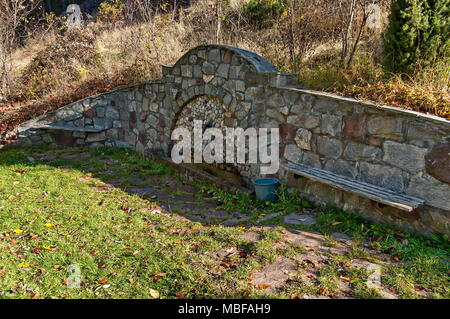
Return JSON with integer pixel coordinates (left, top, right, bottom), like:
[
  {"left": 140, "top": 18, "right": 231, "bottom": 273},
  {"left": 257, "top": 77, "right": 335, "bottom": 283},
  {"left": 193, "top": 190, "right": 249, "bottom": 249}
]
[{"left": 0, "top": 0, "right": 43, "bottom": 99}]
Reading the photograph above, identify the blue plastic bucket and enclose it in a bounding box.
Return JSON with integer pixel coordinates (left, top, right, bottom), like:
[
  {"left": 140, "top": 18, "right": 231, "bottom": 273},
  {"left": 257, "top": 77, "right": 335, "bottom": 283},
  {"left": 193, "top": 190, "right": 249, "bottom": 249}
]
[{"left": 252, "top": 178, "right": 280, "bottom": 202}]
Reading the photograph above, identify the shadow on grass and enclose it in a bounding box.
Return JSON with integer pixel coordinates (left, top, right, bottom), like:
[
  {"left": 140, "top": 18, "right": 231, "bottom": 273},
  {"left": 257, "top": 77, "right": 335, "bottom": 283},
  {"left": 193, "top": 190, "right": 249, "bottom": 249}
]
[{"left": 1, "top": 145, "right": 449, "bottom": 299}]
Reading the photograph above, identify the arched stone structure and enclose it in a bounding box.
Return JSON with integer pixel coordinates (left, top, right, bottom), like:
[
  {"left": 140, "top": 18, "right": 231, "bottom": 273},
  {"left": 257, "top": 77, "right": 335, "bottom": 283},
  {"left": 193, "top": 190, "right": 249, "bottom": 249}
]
[{"left": 6, "top": 45, "right": 450, "bottom": 236}]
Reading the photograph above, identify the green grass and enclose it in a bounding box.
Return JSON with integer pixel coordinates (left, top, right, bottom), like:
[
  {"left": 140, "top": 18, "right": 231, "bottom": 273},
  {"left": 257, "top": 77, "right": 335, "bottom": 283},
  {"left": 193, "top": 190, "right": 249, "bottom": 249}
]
[{"left": 0, "top": 146, "right": 448, "bottom": 299}]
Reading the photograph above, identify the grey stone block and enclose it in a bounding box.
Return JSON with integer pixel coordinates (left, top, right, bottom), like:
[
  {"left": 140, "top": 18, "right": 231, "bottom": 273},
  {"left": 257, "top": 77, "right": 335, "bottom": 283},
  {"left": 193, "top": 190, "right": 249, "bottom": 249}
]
[
  {"left": 207, "top": 48, "right": 221, "bottom": 63},
  {"left": 314, "top": 97, "right": 338, "bottom": 113},
  {"left": 295, "top": 128, "right": 312, "bottom": 150},
  {"left": 302, "top": 151, "right": 322, "bottom": 168},
  {"left": 266, "top": 108, "right": 284, "bottom": 122},
  {"left": 284, "top": 144, "right": 303, "bottom": 163},
  {"left": 406, "top": 122, "right": 444, "bottom": 147},
  {"left": 359, "top": 162, "right": 405, "bottom": 192},
  {"left": 217, "top": 64, "right": 230, "bottom": 78},
  {"left": 287, "top": 115, "right": 320, "bottom": 129},
  {"left": 202, "top": 61, "right": 216, "bottom": 75},
  {"left": 407, "top": 173, "right": 450, "bottom": 211},
  {"left": 96, "top": 107, "right": 106, "bottom": 118},
  {"left": 193, "top": 65, "right": 202, "bottom": 78},
  {"left": 324, "top": 159, "right": 357, "bottom": 178},
  {"left": 282, "top": 90, "right": 299, "bottom": 105},
  {"left": 321, "top": 114, "right": 341, "bottom": 136},
  {"left": 86, "top": 132, "right": 106, "bottom": 143},
  {"left": 188, "top": 54, "right": 197, "bottom": 64},
  {"left": 383, "top": 141, "right": 427, "bottom": 172},
  {"left": 229, "top": 65, "right": 242, "bottom": 79},
  {"left": 343, "top": 141, "right": 381, "bottom": 161},
  {"left": 284, "top": 213, "right": 316, "bottom": 225},
  {"left": 368, "top": 116, "right": 403, "bottom": 140},
  {"left": 317, "top": 136, "right": 343, "bottom": 158},
  {"left": 245, "top": 86, "right": 265, "bottom": 101},
  {"left": 181, "top": 65, "right": 192, "bottom": 77}
]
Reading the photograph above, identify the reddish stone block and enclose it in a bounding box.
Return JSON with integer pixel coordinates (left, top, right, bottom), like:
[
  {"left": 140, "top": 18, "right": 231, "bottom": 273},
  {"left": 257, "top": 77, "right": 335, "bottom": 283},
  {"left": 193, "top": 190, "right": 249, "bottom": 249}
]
[
  {"left": 279, "top": 123, "right": 297, "bottom": 144},
  {"left": 342, "top": 114, "right": 367, "bottom": 141},
  {"left": 43, "top": 114, "right": 55, "bottom": 122},
  {"left": 223, "top": 51, "right": 233, "bottom": 64},
  {"left": 55, "top": 133, "right": 76, "bottom": 147},
  {"left": 279, "top": 144, "right": 286, "bottom": 157},
  {"left": 130, "top": 111, "right": 137, "bottom": 124},
  {"left": 369, "top": 137, "right": 382, "bottom": 147},
  {"left": 140, "top": 112, "right": 148, "bottom": 122},
  {"left": 138, "top": 132, "right": 146, "bottom": 143},
  {"left": 83, "top": 108, "right": 96, "bottom": 118},
  {"left": 118, "top": 128, "right": 125, "bottom": 139},
  {"left": 159, "top": 118, "right": 166, "bottom": 128},
  {"left": 425, "top": 143, "right": 450, "bottom": 184}
]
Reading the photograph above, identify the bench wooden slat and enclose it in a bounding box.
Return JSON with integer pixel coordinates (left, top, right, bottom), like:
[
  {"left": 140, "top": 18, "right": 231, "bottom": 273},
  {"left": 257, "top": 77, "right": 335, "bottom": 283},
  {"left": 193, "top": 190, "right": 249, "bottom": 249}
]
[
  {"left": 33, "top": 125, "right": 106, "bottom": 133},
  {"left": 283, "top": 162, "right": 425, "bottom": 211},
  {"left": 300, "top": 165, "right": 421, "bottom": 203}
]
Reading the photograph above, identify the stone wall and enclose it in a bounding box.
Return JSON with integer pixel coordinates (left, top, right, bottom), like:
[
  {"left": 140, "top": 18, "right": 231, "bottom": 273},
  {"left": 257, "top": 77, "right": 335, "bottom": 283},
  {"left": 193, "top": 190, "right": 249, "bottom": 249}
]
[{"left": 5, "top": 45, "right": 450, "bottom": 236}]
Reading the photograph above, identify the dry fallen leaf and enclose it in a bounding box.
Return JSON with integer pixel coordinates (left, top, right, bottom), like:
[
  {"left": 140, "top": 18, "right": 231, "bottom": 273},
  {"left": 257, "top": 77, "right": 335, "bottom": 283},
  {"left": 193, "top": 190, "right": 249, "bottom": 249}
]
[
  {"left": 319, "top": 288, "right": 328, "bottom": 295},
  {"left": 149, "top": 289, "right": 160, "bottom": 299},
  {"left": 152, "top": 272, "right": 166, "bottom": 282},
  {"left": 176, "top": 292, "right": 187, "bottom": 299},
  {"left": 255, "top": 284, "right": 271, "bottom": 290},
  {"left": 340, "top": 276, "right": 350, "bottom": 283}
]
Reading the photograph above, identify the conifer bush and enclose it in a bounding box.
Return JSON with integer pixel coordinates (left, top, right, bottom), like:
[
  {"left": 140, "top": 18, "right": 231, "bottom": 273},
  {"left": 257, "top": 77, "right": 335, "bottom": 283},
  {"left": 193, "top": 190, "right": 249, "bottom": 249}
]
[
  {"left": 243, "top": 0, "right": 289, "bottom": 27},
  {"left": 383, "top": 0, "right": 450, "bottom": 73}
]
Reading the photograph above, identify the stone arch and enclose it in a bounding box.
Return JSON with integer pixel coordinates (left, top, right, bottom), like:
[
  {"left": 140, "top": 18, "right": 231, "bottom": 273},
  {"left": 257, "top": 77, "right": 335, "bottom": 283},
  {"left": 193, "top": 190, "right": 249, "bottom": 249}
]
[
  {"left": 160, "top": 43, "right": 285, "bottom": 184},
  {"left": 170, "top": 93, "right": 248, "bottom": 183},
  {"left": 170, "top": 44, "right": 278, "bottom": 75}
]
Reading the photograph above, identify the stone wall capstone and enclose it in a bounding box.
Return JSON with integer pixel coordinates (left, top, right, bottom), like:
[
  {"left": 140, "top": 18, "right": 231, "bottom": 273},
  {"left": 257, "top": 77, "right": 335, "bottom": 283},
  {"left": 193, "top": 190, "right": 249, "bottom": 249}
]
[{"left": 4, "top": 44, "right": 450, "bottom": 236}]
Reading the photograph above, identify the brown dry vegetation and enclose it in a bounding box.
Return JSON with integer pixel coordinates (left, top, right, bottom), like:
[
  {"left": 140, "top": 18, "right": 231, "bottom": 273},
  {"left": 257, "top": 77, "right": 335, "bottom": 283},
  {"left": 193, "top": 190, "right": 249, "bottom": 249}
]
[{"left": 0, "top": 0, "right": 448, "bottom": 135}]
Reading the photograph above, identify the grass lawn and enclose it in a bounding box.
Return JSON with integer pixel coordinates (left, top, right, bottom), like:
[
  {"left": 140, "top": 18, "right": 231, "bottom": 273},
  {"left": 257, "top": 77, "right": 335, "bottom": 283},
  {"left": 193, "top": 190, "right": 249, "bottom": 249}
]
[{"left": 0, "top": 146, "right": 448, "bottom": 299}]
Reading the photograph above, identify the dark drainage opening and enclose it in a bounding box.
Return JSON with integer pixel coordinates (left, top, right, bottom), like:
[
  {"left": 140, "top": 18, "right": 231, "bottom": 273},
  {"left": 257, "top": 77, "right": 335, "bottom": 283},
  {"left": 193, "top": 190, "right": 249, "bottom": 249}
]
[{"left": 195, "top": 163, "right": 247, "bottom": 189}]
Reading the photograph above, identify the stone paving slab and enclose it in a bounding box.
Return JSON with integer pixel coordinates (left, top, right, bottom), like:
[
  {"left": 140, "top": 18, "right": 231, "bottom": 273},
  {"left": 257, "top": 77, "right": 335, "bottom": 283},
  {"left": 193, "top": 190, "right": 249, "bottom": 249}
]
[
  {"left": 75, "top": 156, "right": 400, "bottom": 299},
  {"left": 251, "top": 256, "right": 298, "bottom": 293},
  {"left": 283, "top": 229, "right": 326, "bottom": 248},
  {"left": 257, "top": 212, "right": 281, "bottom": 223},
  {"left": 240, "top": 231, "right": 262, "bottom": 242},
  {"left": 223, "top": 214, "right": 251, "bottom": 226},
  {"left": 284, "top": 213, "right": 317, "bottom": 226}
]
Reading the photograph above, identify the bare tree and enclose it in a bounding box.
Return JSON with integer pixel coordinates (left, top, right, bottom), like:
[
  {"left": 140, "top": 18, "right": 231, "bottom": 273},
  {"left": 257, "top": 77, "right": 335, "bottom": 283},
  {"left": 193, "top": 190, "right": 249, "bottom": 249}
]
[
  {"left": 289, "top": 0, "right": 297, "bottom": 71},
  {"left": 216, "top": 0, "right": 223, "bottom": 43},
  {"left": 338, "top": 0, "right": 372, "bottom": 68},
  {"left": 124, "top": 0, "right": 157, "bottom": 23},
  {"left": 0, "top": 0, "right": 42, "bottom": 99}
]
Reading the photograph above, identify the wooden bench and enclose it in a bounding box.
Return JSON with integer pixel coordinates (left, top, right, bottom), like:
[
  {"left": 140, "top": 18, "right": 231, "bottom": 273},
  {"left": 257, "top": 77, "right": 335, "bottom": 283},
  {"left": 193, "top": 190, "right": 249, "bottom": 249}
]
[{"left": 283, "top": 162, "right": 425, "bottom": 212}]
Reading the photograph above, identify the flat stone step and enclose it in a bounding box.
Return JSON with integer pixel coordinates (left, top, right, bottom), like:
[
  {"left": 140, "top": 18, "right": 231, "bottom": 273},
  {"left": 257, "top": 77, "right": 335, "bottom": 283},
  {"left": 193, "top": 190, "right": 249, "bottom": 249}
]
[
  {"left": 283, "top": 162, "right": 425, "bottom": 212},
  {"left": 32, "top": 125, "right": 106, "bottom": 133}
]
